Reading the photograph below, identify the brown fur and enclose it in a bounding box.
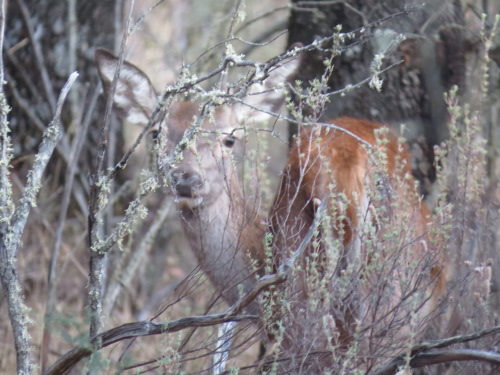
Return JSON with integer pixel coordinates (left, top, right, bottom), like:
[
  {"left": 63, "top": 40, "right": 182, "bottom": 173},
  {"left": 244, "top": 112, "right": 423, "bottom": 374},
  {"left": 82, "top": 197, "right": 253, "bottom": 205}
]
[{"left": 267, "top": 117, "right": 446, "bottom": 370}]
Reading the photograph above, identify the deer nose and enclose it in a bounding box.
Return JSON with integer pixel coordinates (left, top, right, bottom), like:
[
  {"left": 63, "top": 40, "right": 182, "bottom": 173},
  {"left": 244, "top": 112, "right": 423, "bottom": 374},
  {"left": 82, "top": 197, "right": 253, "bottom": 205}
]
[{"left": 170, "top": 170, "right": 202, "bottom": 197}]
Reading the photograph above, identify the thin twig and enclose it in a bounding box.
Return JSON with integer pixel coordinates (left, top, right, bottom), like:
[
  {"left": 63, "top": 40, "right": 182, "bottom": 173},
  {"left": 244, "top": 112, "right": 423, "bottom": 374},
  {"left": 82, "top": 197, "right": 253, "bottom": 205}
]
[
  {"left": 67, "top": 0, "right": 79, "bottom": 122},
  {"left": 4, "top": 70, "right": 74, "bottom": 165},
  {"left": 11, "top": 72, "right": 79, "bottom": 254},
  {"left": 240, "top": 22, "right": 288, "bottom": 56},
  {"left": 233, "top": 98, "right": 373, "bottom": 148},
  {"left": 235, "top": 5, "right": 290, "bottom": 34},
  {"left": 87, "top": 0, "right": 136, "bottom": 340},
  {"left": 103, "top": 196, "right": 173, "bottom": 315},
  {"left": 41, "top": 86, "right": 98, "bottom": 372},
  {"left": 5, "top": 39, "right": 43, "bottom": 105}
]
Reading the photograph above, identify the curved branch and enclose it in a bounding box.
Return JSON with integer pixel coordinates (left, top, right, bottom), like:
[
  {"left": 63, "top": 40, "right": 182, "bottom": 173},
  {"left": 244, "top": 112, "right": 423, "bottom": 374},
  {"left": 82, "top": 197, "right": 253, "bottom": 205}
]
[
  {"left": 412, "top": 324, "right": 500, "bottom": 352},
  {"left": 373, "top": 349, "right": 500, "bottom": 375},
  {"left": 372, "top": 325, "right": 500, "bottom": 375},
  {"left": 43, "top": 314, "right": 257, "bottom": 375},
  {"left": 411, "top": 349, "right": 500, "bottom": 367}
]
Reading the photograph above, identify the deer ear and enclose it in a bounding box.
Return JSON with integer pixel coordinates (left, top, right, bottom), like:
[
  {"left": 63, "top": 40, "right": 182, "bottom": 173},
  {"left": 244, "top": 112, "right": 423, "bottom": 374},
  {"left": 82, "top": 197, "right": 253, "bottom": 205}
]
[
  {"left": 95, "top": 48, "right": 158, "bottom": 126},
  {"left": 237, "top": 53, "right": 301, "bottom": 124},
  {"left": 263, "top": 54, "right": 301, "bottom": 91}
]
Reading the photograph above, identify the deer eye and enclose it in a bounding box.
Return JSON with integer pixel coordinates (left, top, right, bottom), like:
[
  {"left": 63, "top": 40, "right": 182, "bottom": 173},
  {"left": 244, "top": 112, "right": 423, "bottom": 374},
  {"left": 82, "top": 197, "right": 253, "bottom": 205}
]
[
  {"left": 223, "top": 135, "right": 236, "bottom": 148},
  {"left": 150, "top": 129, "right": 160, "bottom": 140}
]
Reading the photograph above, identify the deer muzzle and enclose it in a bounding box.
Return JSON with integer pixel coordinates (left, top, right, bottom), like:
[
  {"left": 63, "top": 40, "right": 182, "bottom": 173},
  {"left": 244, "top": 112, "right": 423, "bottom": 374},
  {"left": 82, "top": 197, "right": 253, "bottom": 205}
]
[{"left": 170, "top": 170, "right": 204, "bottom": 202}]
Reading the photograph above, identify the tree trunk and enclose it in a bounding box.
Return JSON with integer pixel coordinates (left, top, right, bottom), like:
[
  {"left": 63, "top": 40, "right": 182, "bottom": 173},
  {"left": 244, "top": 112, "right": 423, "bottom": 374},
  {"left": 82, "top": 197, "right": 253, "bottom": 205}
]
[{"left": 287, "top": 0, "right": 467, "bottom": 171}]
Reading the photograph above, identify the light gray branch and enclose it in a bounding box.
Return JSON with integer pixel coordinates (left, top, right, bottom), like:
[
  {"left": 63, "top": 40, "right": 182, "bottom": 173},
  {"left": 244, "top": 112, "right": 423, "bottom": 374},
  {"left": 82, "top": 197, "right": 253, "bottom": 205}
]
[
  {"left": 10, "top": 72, "right": 78, "bottom": 254},
  {"left": 103, "top": 196, "right": 173, "bottom": 315},
  {"left": 0, "top": 63, "right": 77, "bottom": 374}
]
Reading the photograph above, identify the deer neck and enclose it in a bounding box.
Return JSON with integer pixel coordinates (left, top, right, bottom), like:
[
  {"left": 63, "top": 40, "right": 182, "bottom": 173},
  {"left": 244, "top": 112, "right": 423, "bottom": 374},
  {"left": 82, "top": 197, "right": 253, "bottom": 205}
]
[{"left": 177, "top": 175, "right": 266, "bottom": 311}]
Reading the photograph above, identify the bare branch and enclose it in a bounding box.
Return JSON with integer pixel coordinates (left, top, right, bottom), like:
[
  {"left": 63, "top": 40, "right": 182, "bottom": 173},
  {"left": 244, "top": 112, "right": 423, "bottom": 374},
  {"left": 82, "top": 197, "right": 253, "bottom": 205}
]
[
  {"left": 87, "top": 0, "right": 136, "bottom": 340},
  {"left": 373, "top": 348, "right": 500, "bottom": 375},
  {"left": 44, "top": 313, "right": 257, "bottom": 375},
  {"left": 0, "top": 65, "right": 77, "bottom": 375},
  {"left": 411, "top": 349, "right": 500, "bottom": 367},
  {"left": 41, "top": 86, "right": 99, "bottom": 372},
  {"left": 372, "top": 325, "right": 500, "bottom": 375},
  {"left": 414, "top": 324, "right": 500, "bottom": 352},
  {"left": 10, "top": 72, "right": 78, "bottom": 254}
]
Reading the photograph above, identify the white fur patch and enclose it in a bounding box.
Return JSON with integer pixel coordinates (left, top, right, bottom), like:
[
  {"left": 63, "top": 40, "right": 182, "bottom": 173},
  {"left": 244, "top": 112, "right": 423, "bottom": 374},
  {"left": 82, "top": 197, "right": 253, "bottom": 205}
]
[{"left": 174, "top": 196, "right": 204, "bottom": 208}]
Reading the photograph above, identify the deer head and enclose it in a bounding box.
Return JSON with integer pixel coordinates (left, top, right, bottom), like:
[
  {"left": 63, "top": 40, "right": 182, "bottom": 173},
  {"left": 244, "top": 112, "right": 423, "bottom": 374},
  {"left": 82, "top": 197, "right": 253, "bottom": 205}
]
[{"left": 95, "top": 48, "right": 299, "bottom": 309}]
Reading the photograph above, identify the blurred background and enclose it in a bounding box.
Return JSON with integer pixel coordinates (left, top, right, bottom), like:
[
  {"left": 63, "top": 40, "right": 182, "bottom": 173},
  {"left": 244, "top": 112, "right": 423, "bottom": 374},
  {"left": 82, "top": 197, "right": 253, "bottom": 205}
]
[{"left": 1, "top": 0, "right": 499, "bottom": 373}]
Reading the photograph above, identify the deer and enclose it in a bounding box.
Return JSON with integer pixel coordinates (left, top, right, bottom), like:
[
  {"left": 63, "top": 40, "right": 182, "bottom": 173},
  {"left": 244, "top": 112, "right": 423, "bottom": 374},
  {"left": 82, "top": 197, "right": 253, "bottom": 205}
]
[
  {"left": 95, "top": 48, "right": 447, "bottom": 372},
  {"left": 94, "top": 49, "right": 300, "bottom": 316}
]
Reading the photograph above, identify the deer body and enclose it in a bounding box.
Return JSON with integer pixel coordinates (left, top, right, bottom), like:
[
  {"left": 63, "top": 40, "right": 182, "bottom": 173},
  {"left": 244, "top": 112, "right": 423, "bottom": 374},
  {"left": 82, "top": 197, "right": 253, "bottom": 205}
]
[
  {"left": 271, "top": 117, "right": 439, "bottom": 274},
  {"left": 268, "top": 117, "right": 446, "bottom": 368},
  {"left": 96, "top": 49, "right": 446, "bottom": 371}
]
